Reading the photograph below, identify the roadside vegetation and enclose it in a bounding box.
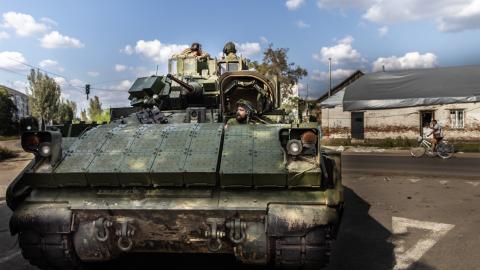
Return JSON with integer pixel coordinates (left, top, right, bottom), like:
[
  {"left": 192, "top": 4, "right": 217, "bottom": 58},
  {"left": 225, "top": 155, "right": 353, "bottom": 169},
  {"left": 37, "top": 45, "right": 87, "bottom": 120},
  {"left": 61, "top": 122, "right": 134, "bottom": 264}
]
[
  {"left": 322, "top": 136, "right": 480, "bottom": 152},
  {"left": 0, "top": 146, "right": 17, "bottom": 161}
]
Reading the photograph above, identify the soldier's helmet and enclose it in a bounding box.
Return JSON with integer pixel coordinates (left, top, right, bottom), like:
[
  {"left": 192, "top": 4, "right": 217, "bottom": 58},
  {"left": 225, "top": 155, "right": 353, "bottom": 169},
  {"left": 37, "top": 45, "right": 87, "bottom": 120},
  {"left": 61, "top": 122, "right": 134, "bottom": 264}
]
[
  {"left": 223, "top": 42, "right": 237, "bottom": 54},
  {"left": 191, "top": 42, "right": 201, "bottom": 52},
  {"left": 236, "top": 99, "right": 256, "bottom": 115}
]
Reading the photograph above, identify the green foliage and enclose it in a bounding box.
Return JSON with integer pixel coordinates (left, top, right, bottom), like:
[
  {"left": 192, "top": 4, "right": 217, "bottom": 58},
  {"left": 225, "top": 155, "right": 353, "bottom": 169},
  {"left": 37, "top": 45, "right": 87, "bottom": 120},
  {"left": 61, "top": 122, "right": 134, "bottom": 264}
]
[
  {"left": 0, "top": 87, "right": 17, "bottom": 135},
  {"left": 80, "top": 109, "right": 88, "bottom": 122},
  {"left": 451, "top": 142, "right": 480, "bottom": 152},
  {"left": 0, "top": 145, "right": 17, "bottom": 160},
  {"left": 90, "top": 109, "right": 110, "bottom": 123},
  {"left": 27, "top": 69, "right": 61, "bottom": 129},
  {"left": 252, "top": 44, "right": 308, "bottom": 101},
  {"left": 88, "top": 96, "right": 102, "bottom": 120},
  {"left": 56, "top": 99, "right": 77, "bottom": 124}
]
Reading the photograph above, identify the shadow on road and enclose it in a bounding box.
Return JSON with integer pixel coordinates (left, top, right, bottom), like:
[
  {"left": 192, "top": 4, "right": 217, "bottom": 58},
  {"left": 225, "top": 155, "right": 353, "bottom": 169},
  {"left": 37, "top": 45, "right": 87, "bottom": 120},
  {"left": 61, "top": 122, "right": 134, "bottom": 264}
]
[{"left": 327, "top": 187, "right": 395, "bottom": 270}]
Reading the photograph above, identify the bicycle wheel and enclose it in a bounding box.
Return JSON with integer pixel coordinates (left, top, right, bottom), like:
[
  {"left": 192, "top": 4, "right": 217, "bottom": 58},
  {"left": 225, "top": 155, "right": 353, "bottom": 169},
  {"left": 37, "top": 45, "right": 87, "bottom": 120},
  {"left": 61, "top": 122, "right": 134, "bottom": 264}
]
[
  {"left": 437, "top": 142, "right": 454, "bottom": 159},
  {"left": 410, "top": 146, "right": 426, "bottom": 157}
]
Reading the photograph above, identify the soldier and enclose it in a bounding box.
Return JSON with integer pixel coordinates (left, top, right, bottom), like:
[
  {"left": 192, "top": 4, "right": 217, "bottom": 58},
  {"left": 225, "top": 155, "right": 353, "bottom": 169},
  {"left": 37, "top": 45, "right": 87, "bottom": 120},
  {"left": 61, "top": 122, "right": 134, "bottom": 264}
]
[
  {"left": 178, "top": 42, "right": 210, "bottom": 59},
  {"left": 223, "top": 41, "right": 238, "bottom": 60},
  {"left": 227, "top": 99, "right": 256, "bottom": 125}
]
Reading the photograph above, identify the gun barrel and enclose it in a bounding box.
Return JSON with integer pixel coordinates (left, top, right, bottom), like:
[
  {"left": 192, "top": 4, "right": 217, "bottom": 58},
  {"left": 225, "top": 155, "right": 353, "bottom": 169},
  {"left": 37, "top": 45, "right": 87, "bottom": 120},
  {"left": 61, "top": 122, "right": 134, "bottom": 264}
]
[{"left": 167, "top": 74, "right": 195, "bottom": 93}]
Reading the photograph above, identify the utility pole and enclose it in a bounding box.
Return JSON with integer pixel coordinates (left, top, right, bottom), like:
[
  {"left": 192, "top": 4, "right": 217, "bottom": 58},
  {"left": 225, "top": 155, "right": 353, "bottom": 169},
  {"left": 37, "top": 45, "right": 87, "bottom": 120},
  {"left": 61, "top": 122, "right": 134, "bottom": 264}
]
[
  {"left": 306, "top": 84, "right": 309, "bottom": 118},
  {"left": 328, "top": 57, "right": 332, "bottom": 97}
]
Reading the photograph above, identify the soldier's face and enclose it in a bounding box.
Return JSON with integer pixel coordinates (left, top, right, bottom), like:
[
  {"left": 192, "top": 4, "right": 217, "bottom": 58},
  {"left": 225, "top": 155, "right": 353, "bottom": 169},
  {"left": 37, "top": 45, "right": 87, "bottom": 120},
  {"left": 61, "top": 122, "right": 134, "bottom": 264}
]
[{"left": 236, "top": 106, "right": 247, "bottom": 122}]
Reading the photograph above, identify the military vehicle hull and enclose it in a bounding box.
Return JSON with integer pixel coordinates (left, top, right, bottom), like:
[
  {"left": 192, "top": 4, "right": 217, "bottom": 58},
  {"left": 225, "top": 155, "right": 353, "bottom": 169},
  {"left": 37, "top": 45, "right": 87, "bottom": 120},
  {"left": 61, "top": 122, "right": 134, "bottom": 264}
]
[{"left": 8, "top": 123, "right": 343, "bottom": 269}]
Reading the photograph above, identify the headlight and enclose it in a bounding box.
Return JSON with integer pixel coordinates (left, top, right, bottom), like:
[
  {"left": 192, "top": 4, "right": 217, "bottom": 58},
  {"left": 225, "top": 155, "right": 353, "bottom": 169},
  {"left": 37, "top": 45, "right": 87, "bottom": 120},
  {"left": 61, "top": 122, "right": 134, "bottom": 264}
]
[
  {"left": 301, "top": 131, "right": 317, "bottom": 144},
  {"left": 38, "top": 142, "right": 52, "bottom": 157},
  {"left": 22, "top": 133, "right": 41, "bottom": 152},
  {"left": 286, "top": 139, "right": 303, "bottom": 156}
]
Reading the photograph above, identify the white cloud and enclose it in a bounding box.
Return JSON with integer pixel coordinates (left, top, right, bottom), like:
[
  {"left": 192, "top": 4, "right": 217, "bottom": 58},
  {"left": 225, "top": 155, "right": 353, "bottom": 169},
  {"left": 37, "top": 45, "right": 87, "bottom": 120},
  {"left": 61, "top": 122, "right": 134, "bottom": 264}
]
[
  {"left": 40, "top": 31, "right": 85, "bottom": 49},
  {"left": 378, "top": 26, "right": 389, "bottom": 37},
  {"left": 114, "top": 64, "right": 127, "bottom": 72},
  {"left": 2, "top": 11, "right": 48, "bottom": 36},
  {"left": 296, "top": 20, "right": 311, "bottom": 28},
  {"left": 113, "top": 80, "right": 133, "bottom": 91},
  {"left": 39, "top": 59, "right": 58, "bottom": 68},
  {"left": 0, "top": 51, "right": 28, "bottom": 70},
  {"left": 316, "top": 0, "right": 480, "bottom": 32},
  {"left": 40, "top": 17, "right": 57, "bottom": 26},
  {"left": 316, "top": 0, "right": 372, "bottom": 10},
  {"left": 87, "top": 71, "right": 99, "bottom": 77},
  {"left": 38, "top": 59, "right": 64, "bottom": 72},
  {"left": 125, "top": 39, "right": 188, "bottom": 64},
  {"left": 311, "top": 68, "right": 356, "bottom": 82},
  {"left": 236, "top": 42, "right": 261, "bottom": 57},
  {"left": 12, "top": 80, "right": 28, "bottom": 93},
  {"left": 286, "top": 0, "right": 305, "bottom": 10},
  {"left": 438, "top": 0, "right": 480, "bottom": 32},
  {"left": 260, "top": 36, "right": 269, "bottom": 44},
  {"left": 69, "top": 78, "right": 84, "bottom": 87},
  {"left": 121, "top": 45, "right": 134, "bottom": 55},
  {"left": 313, "top": 35, "right": 365, "bottom": 66},
  {"left": 0, "top": 31, "right": 10, "bottom": 40},
  {"left": 372, "top": 52, "right": 438, "bottom": 72},
  {"left": 53, "top": 77, "right": 67, "bottom": 86}
]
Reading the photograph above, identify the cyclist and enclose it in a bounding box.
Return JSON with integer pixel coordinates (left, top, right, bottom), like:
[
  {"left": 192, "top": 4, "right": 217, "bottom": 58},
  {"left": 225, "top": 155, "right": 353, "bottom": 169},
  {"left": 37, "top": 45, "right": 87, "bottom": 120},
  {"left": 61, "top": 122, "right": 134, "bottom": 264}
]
[{"left": 430, "top": 120, "right": 444, "bottom": 152}]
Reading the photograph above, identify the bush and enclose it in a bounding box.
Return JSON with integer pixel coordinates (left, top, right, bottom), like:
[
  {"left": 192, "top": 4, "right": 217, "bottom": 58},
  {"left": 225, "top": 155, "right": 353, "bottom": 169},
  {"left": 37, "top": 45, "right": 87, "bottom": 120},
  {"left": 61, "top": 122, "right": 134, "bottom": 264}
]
[{"left": 0, "top": 146, "right": 17, "bottom": 160}]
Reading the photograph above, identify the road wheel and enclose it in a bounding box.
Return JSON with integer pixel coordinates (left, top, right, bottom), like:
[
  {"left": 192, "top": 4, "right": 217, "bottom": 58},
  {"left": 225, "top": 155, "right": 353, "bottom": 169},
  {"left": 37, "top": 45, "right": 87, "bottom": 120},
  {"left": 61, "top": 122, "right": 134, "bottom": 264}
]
[
  {"left": 410, "top": 147, "right": 426, "bottom": 157},
  {"left": 18, "top": 230, "right": 85, "bottom": 270}
]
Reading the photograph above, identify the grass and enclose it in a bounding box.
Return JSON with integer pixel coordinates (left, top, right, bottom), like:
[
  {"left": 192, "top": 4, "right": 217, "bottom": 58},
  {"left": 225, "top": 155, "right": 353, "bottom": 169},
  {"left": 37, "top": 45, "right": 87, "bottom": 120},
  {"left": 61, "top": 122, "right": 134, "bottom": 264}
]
[
  {"left": 322, "top": 136, "right": 417, "bottom": 149},
  {"left": 0, "top": 135, "right": 19, "bottom": 141},
  {"left": 322, "top": 136, "right": 480, "bottom": 152},
  {"left": 450, "top": 142, "right": 480, "bottom": 153},
  {"left": 0, "top": 146, "right": 18, "bottom": 161}
]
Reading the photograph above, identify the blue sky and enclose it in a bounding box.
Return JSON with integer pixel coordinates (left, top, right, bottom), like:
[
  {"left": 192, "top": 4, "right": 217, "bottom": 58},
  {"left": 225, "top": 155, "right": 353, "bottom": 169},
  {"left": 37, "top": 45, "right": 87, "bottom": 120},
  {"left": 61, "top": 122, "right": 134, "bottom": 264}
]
[{"left": 1, "top": 0, "right": 480, "bottom": 112}]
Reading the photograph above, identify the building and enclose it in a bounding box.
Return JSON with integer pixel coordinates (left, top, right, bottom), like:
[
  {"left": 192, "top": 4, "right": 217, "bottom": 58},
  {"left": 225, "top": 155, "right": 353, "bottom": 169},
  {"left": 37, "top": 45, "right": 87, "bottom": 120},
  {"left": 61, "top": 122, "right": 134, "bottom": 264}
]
[
  {"left": 1, "top": 85, "right": 30, "bottom": 121},
  {"left": 319, "top": 66, "right": 480, "bottom": 141}
]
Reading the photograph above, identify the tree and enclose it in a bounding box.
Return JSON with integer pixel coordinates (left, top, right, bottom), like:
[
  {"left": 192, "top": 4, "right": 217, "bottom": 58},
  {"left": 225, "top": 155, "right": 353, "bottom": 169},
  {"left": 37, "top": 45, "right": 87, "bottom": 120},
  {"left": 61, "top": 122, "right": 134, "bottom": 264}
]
[
  {"left": 88, "top": 96, "right": 102, "bottom": 122},
  {"left": 252, "top": 44, "right": 308, "bottom": 101},
  {"left": 80, "top": 109, "right": 88, "bottom": 122},
  {"left": 0, "top": 87, "right": 17, "bottom": 135},
  {"left": 56, "top": 99, "right": 77, "bottom": 123},
  {"left": 27, "top": 69, "right": 61, "bottom": 130}
]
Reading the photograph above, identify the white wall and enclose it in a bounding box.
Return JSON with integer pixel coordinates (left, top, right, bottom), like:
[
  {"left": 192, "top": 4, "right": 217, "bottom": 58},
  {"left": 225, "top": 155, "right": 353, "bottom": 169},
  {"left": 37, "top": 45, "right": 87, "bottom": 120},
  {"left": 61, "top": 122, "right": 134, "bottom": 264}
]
[{"left": 321, "top": 102, "right": 480, "bottom": 141}]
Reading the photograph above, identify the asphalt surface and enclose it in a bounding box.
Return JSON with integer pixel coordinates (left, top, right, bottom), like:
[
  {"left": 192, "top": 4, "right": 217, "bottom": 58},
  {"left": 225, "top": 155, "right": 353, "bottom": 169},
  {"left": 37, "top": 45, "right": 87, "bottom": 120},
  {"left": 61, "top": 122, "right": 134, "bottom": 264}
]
[
  {"left": 342, "top": 152, "right": 480, "bottom": 178},
  {"left": 0, "top": 153, "right": 479, "bottom": 270}
]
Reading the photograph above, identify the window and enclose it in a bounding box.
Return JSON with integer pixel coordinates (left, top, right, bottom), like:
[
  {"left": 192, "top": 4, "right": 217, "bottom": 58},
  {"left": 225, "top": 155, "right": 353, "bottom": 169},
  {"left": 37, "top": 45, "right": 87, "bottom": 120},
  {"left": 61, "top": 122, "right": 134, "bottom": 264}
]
[{"left": 450, "top": 109, "right": 464, "bottom": 128}]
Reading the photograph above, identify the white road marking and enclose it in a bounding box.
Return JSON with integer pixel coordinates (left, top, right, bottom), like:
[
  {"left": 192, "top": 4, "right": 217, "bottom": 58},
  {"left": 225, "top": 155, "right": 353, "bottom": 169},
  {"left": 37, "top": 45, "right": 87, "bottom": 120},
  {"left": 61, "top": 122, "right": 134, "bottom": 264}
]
[
  {"left": 0, "top": 250, "right": 21, "bottom": 264},
  {"left": 392, "top": 217, "right": 455, "bottom": 270},
  {"left": 408, "top": 178, "right": 421, "bottom": 183},
  {"left": 465, "top": 181, "right": 479, "bottom": 187},
  {"left": 438, "top": 180, "right": 449, "bottom": 185}
]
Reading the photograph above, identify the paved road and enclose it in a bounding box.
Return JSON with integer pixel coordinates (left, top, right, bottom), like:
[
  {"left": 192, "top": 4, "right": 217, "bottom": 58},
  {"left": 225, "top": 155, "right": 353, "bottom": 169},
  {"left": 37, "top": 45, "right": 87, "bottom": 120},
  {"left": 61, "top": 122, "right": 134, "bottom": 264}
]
[
  {"left": 343, "top": 152, "right": 480, "bottom": 178},
  {"left": 0, "top": 153, "right": 479, "bottom": 269}
]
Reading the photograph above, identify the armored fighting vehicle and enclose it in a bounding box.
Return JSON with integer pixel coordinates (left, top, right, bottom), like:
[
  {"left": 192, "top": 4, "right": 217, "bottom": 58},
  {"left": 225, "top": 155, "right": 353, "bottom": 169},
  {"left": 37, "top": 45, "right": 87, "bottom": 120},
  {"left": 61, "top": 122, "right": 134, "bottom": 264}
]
[{"left": 7, "top": 42, "right": 343, "bottom": 269}]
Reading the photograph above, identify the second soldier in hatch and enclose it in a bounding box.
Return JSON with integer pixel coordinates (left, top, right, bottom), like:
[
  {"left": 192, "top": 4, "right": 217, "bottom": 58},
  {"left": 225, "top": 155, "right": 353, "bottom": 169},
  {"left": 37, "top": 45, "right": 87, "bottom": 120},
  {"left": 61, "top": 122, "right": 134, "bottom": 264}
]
[{"left": 223, "top": 41, "right": 238, "bottom": 60}]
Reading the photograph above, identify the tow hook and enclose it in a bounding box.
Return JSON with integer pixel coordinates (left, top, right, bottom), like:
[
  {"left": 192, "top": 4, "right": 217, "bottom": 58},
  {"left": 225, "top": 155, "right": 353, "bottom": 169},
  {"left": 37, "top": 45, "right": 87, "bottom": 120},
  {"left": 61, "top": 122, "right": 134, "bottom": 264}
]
[
  {"left": 226, "top": 218, "right": 246, "bottom": 244},
  {"left": 94, "top": 217, "right": 112, "bottom": 242},
  {"left": 205, "top": 218, "right": 226, "bottom": 252},
  {"left": 114, "top": 217, "right": 135, "bottom": 252}
]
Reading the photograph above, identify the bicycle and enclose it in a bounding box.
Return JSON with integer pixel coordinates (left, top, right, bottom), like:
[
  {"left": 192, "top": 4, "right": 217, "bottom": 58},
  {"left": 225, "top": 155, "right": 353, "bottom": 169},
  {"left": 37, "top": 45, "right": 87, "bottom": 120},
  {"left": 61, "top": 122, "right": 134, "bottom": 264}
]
[{"left": 410, "top": 136, "right": 454, "bottom": 159}]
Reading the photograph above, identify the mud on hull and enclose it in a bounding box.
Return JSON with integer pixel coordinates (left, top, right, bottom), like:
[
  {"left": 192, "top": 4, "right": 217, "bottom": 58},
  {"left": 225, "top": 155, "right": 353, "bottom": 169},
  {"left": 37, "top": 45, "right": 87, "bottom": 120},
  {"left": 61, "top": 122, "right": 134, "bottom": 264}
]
[{"left": 10, "top": 189, "right": 342, "bottom": 268}]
